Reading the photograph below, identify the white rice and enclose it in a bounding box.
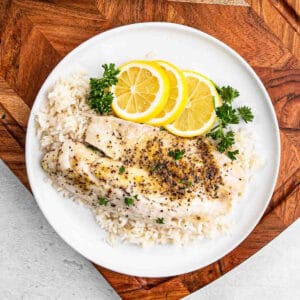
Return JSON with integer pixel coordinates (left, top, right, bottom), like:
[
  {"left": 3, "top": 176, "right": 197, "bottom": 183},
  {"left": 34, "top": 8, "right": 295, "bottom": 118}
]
[
  {"left": 36, "top": 72, "right": 261, "bottom": 246},
  {"left": 35, "top": 72, "right": 95, "bottom": 152}
]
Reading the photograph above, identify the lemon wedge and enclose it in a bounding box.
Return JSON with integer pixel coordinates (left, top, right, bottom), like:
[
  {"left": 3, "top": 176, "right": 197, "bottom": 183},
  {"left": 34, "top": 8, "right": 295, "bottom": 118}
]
[
  {"left": 165, "top": 70, "right": 221, "bottom": 137},
  {"left": 147, "top": 60, "right": 188, "bottom": 126},
  {"left": 111, "top": 60, "right": 170, "bottom": 122}
]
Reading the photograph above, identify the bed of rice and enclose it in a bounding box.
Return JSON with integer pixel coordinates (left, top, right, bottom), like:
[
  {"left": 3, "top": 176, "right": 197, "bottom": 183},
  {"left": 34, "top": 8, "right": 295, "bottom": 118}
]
[{"left": 36, "top": 72, "right": 261, "bottom": 246}]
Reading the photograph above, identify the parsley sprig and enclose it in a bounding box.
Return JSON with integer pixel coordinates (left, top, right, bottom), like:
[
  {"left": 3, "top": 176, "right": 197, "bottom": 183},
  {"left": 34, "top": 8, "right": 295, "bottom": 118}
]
[
  {"left": 88, "top": 64, "right": 120, "bottom": 114},
  {"left": 207, "top": 85, "right": 254, "bottom": 160},
  {"left": 216, "top": 85, "right": 239, "bottom": 104},
  {"left": 237, "top": 106, "right": 254, "bottom": 123}
]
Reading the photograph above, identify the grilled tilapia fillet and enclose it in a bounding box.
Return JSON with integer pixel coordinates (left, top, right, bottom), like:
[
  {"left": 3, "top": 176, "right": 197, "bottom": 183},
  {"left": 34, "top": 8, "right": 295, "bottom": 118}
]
[
  {"left": 42, "top": 117, "right": 246, "bottom": 226},
  {"left": 86, "top": 116, "right": 246, "bottom": 202}
]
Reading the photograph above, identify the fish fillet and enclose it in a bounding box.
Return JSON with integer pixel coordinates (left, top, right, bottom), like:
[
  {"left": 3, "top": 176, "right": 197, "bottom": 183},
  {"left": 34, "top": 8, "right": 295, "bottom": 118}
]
[
  {"left": 42, "top": 117, "right": 247, "bottom": 228},
  {"left": 85, "top": 116, "right": 246, "bottom": 201}
]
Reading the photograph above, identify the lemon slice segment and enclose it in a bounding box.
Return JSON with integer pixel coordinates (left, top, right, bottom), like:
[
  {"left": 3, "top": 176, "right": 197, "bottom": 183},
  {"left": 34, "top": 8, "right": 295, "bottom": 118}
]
[
  {"left": 147, "top": 60, "right": 188, "bottom": 126},
  {"left": 165, "top": 70, "right": 221, "bottom": 137},
  {"left": 111, "top": 60, "right": 170, "bottom": 122}
]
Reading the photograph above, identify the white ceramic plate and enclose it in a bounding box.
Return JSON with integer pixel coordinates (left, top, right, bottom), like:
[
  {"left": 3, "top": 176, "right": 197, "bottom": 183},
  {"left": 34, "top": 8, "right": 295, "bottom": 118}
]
[{"left": 26, "top": 22, "right": 280, "bottom": 277}]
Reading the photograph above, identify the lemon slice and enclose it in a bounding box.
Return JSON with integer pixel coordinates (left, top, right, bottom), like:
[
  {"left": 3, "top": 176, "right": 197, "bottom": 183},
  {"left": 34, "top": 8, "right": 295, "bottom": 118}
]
[
  {"left": 147, "top": 60, "right": 188, "bottom": 126},
  {"left": 111, "top": 60, "right": 170, "bottom": 122},
  {"left": 165, "top": 70, "right": 221, "bottom": 137}
]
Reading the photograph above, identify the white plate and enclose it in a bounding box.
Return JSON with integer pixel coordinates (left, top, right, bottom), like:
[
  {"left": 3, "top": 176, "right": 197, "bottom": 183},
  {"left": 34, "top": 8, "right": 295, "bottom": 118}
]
[{"left": 26, "top": 22, "right": 280, "bottom": 277}]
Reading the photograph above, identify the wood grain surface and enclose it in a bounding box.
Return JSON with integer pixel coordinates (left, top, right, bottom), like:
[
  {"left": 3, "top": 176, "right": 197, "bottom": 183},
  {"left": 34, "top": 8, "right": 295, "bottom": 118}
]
[
  {"left": 0, "top": 1, "right": 299, "bottom": 299},
  {"left": 248, "top": 0, "right": 300, "bottom": 60}
]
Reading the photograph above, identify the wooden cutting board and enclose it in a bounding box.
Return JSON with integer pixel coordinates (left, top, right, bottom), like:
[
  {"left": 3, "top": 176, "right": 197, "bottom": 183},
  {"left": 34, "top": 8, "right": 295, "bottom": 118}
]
[{"left": 0, "top": 1, "right": 299, "bottom": 299}]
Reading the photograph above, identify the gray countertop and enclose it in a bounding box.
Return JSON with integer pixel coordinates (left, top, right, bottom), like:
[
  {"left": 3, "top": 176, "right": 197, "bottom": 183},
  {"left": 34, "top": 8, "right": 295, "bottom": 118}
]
[
  {"left": 184, "top": 218, "right": 300, "bottom": 300},
  {"left": 0, "top": 160, "right": 120, "bottom": 300}
]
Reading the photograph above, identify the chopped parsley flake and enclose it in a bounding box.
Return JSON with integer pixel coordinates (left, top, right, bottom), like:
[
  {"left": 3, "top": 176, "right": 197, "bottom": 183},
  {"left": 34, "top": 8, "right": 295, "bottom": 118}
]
[
  {"left": 98, "top": 197, "right": 108, "bottom": 206},
  {"left": 124, "top": 197, "right": 134, "bottom": 206},
  {"left": 156, "top": 218, "right": 164, "bottom": 224},
  {"left": 119, "top": 166, "right": 125, "bottom": 174},
  {"left": 168, "top": 149, "right": 185, "bottom": 161},
  {"left": 86, "top": 144, "right": 98, "bottom": 152},
  {"left": 180, "top": 179, "right": 193, "bottom": 188}
]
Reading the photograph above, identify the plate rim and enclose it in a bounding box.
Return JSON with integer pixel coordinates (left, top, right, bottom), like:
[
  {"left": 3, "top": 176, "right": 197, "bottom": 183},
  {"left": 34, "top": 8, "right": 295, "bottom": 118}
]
[{"left": 25, "top": 21, "right": 281, "bottom": 277}]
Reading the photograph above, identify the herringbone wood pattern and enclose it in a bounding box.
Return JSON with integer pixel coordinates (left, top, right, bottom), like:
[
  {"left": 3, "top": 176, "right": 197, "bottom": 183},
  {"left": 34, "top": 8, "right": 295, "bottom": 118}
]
[{"left": 0, "top": 1, "right": 299, "bottom": 299}]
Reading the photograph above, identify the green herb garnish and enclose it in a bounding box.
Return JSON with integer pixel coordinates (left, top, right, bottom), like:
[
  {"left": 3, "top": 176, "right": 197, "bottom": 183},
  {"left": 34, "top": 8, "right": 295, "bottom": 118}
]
[
  {"left": 180, "top": 179, "right": 193, "bottom": 188},
  {"left": 156, "top": 218, "right": 164, "bottom": 224},
  {"left": 86, "top": 144, "right": 98, "bottom": 152},
  {"left": 237, "top": 106, "right": 254, "bottom": 123},
  {"left": 88, "top": 63, "right": 120, "bottom": 114},
  {"left": 119, "top": 166, "right": 125, "bottom": 174},
  {"left": 207, "top": 85, "right": 254, "bottom": 160},
  {"left": 1, "top": 114, "right": 5, "bottom": 119},
  {"left": 159, "top": 126, "right": 166, "bottom": 131},
  {"left": 216, "top": 104, "right": 240, "bottom": 125},
  {"left": 98, "top": 197, "right": 108, "bottom": 206},
  {"left": 168, "top": 149, "right": 185, "bottom": 161},
  {"left": 124, "top": 197, "right": 134, "bottom": 206},
  {"left": 227, "top": 150, "right": 239, "bottom": 160},
  {"left": 216, "top": 85, "right": 239, "bottom": 104},
  {"left": 216, "top": 130, "right": 235, "bottom": 153}
]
